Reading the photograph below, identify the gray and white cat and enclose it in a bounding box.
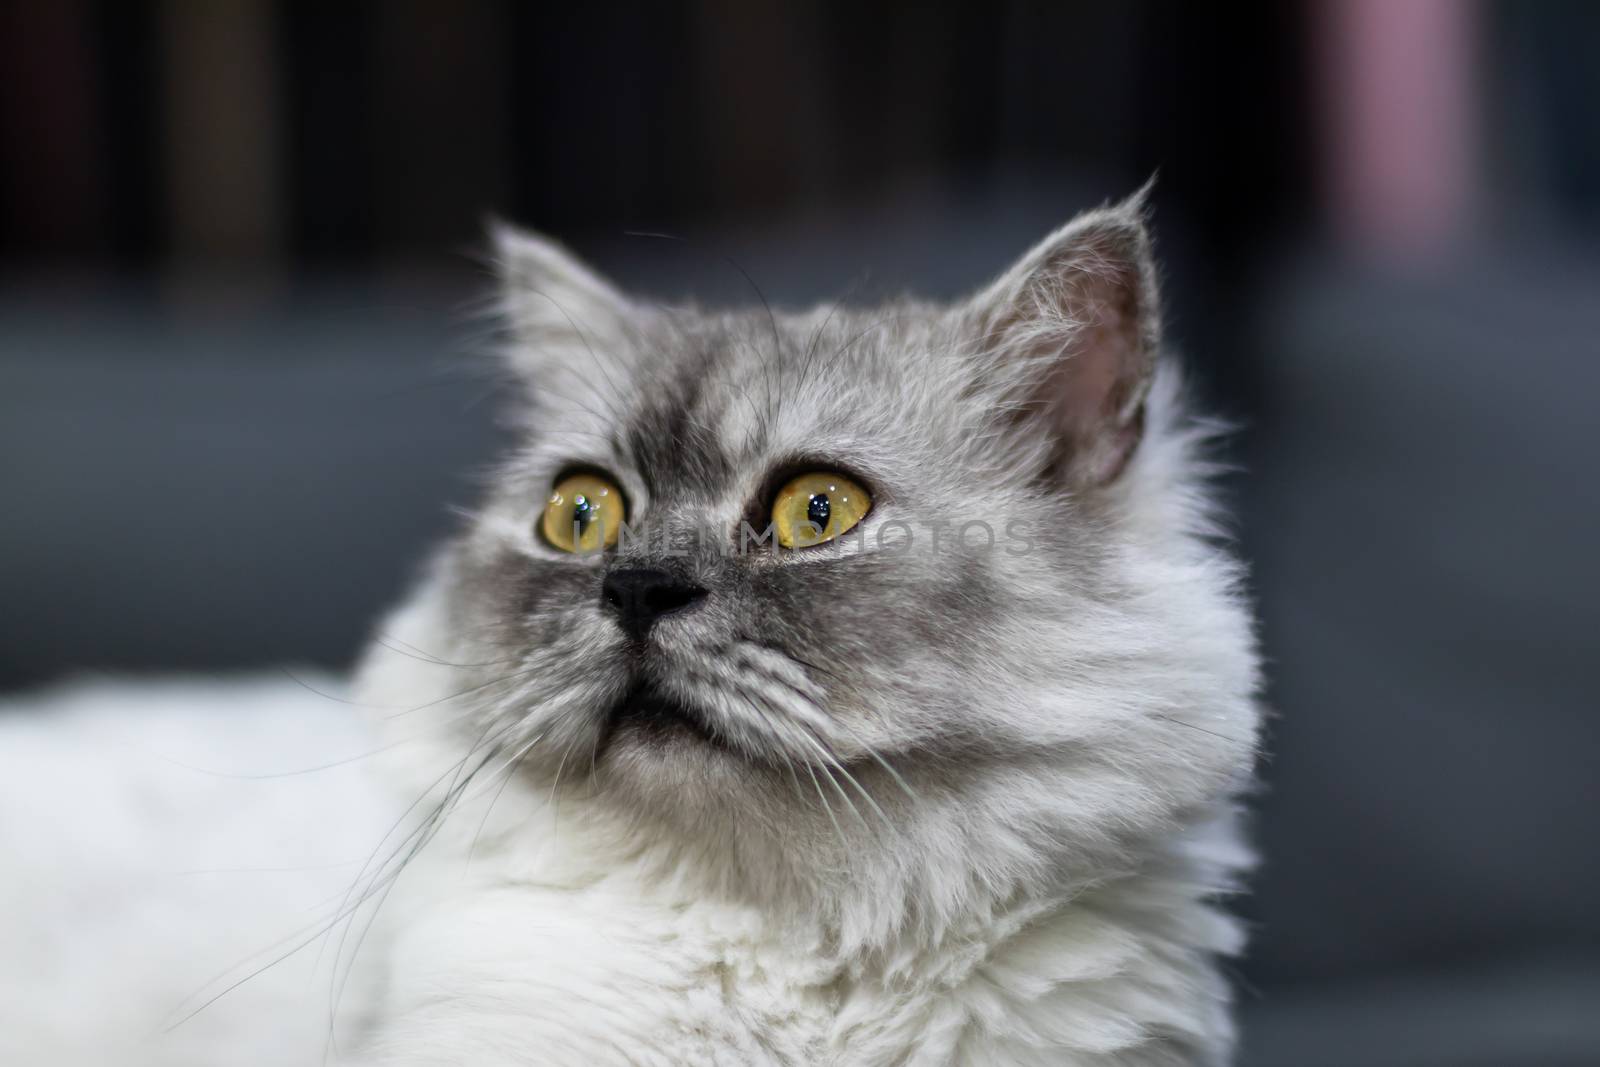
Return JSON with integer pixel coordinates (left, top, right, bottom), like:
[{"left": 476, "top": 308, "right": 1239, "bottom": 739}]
[{"left": 0, "top": 192, "right": 1261, "bottom": 1066}]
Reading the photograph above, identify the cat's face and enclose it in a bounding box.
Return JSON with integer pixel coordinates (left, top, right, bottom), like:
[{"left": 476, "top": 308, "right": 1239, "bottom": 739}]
[{"left": 424, "top": 197, "right": 1258, "bottom": 901}]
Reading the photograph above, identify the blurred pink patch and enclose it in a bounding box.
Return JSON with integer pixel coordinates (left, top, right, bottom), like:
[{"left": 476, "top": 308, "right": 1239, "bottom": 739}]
[{"left": 1315, "top": 0, "right": 1483, "bottom": 266}]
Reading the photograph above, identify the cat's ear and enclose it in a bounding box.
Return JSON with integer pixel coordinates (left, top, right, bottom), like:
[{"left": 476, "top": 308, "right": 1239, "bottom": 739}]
[
  {"left": 489, "top": 221, "right": 633, "bottom": 382},
  {"left": 965, "top": 188, "right": 1160, "bottom": 488}
]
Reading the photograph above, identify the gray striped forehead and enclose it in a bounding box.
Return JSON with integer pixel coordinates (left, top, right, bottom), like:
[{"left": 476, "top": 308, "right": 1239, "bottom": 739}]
[{"left": 606, "top": 303, "right": 953, "bottom": 500}]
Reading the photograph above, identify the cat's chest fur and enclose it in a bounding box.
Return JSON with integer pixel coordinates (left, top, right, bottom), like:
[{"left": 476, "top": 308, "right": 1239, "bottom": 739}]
[{"left": 351, "top": 777, "right": 1243, "bottom": 1067}]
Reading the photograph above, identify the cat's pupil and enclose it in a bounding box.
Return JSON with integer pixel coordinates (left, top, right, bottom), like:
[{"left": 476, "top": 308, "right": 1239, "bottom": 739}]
[
  {"left": 572, "top": 495, "right": 594, "bottom": 535},
  {"left": 806, "top": 493, "right": 830, "bottom": 531}
]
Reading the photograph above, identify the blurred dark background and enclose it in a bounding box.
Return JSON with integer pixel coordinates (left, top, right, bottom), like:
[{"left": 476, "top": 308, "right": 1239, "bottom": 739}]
[{"left": 3, "top": 3, "right": 1598, "bottom": 1064}]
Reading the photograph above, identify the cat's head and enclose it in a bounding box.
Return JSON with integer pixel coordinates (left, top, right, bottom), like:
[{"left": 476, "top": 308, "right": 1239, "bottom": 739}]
[{"left": 388, "top": 193, "right": 1258, "bottom": 931}]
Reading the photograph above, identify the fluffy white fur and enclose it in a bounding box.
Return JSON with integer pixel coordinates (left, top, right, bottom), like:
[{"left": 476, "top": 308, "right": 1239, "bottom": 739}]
[
  {"left": 0, "top": 677, "right": 398, "bottom": 1066},
  {"left": 0, "top": 198, "right": 1261, "bottom": 1065}
]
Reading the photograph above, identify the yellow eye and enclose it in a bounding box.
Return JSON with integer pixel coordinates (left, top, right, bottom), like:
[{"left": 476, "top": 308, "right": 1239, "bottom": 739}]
[
  {"left": 772, "top": 471, "right": 871, "bottom": 549},
  {"left": 541, "top": 472, "right": 626, "bottom": 553}
]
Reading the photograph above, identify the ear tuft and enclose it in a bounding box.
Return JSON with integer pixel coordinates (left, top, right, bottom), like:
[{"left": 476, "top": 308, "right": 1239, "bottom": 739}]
[{"left": 969, "top": 188, "right": 1161, "bottom": 487}]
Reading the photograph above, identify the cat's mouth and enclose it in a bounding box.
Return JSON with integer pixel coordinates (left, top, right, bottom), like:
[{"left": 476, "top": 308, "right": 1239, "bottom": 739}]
[{"left": 604, "top": 682, "right": 727, "bottom": 751}]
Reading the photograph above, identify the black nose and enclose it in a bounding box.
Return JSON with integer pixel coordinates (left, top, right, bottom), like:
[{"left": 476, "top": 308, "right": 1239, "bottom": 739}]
[{"left": 601, "top": 568, "right": 707, "bottom": 637}]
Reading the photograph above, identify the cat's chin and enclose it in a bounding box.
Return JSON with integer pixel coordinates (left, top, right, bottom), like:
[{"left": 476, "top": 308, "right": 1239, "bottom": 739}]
[
  {"left": 588, "top": 682, "right": 799, "bottom": 810},
  {"left": 603, "top": 682, "right": 730, "bottom": 753}
]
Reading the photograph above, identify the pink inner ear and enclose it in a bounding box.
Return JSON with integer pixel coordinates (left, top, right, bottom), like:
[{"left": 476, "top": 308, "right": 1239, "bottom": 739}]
[{"left": 1037, "top": 264, "right": 1148, "bottom": 486}]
